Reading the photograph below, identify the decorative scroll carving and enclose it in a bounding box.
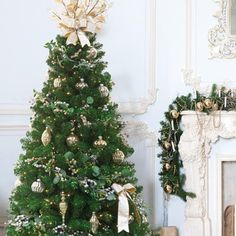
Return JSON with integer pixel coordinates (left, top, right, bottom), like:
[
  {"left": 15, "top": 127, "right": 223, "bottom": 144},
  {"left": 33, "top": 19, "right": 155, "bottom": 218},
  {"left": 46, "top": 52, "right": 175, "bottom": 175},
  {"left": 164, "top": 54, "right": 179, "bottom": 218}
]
[{"left": 208, "top": 0, "right": 236, "bottom": 59}]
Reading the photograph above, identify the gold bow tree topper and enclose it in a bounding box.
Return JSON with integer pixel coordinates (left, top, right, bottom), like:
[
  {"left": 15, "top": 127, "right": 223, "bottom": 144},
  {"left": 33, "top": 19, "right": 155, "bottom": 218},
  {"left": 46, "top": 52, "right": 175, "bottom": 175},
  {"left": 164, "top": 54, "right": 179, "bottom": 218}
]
[{"left": 53, "top": 0, "right": 110, "bottom": 47}]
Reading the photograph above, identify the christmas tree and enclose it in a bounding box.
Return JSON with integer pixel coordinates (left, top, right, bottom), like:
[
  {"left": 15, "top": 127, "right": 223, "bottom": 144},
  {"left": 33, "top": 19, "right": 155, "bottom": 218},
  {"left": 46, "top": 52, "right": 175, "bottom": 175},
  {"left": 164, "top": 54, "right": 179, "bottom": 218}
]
[{"left": 7, "top": 1, "right": 151, "bottom": 235}]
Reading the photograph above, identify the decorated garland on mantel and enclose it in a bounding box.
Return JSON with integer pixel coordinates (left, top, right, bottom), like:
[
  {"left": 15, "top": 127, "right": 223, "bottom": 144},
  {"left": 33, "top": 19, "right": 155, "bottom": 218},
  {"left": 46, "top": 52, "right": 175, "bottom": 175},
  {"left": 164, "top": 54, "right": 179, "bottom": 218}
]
[{"left": 158, "top": 84, "right": 236, "bottom": 201}]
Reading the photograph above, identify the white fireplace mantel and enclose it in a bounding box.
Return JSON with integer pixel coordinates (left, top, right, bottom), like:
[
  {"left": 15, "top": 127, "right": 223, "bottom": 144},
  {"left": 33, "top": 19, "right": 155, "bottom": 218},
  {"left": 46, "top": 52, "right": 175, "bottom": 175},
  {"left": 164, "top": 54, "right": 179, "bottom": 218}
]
[{"left": 179, "top": 111, "right": 236, "bottom": 236}]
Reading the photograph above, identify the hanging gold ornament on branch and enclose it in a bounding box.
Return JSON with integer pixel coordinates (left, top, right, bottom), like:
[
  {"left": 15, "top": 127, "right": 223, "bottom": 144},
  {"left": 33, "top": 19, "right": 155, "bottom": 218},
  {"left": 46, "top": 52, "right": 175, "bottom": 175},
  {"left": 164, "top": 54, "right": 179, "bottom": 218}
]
[
  {"left": 59, "top": 192, "right": 68, "bottom": 225},
  {"left": 53, "top": 78, "right": 62, "bottom": 88},
  {"left": 75, "top": 79, "right": 88, "bottom": 90},
  {"left": 88, "top": 47, "right": 98, "bottom": 58},
  {"left": 94, "top": 136, "right": 107, "bottom": 148},
  {"left": 66, "top": 132, "right": 79, "bottom": 147},
  {"left": 53, "top": 0, "right": 110, "bottom": 47},
  {"left": 164, "top": 163, "right": 171, "bottom": 171},
  {"left": 31, "top": 179, "right": 45, "bottom": 193},
  {"left": 90, "top": 212, "right": 100, "bottom": 234},
  {"left": 112, "top": 149, "right": 125, "bottom": 164},
  {"left": 41, "top": 127, "right": 52, "bottom": 146}
]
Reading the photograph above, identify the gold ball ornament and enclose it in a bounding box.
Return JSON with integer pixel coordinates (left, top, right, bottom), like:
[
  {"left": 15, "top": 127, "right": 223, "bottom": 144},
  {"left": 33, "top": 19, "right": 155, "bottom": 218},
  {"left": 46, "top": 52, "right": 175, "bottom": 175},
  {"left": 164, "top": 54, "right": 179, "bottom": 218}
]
[
  {"left": 170, "top": 110, "right": 179, "bottom": 119},
  {"left": 164, "top": 163, "right": 171, "bottom": 171},
  {"left": 164, "top": 141, "right": 171, "bottom": 150},
  {"left": 94, "top": 136, "right": 107, "bottom": 148},
  {"left": 90, "top": 212, "right": 100, "bottom": 234},
  {"left": 164, "top": 184, "right": 173, "bottom": 194},
  {"left": 41, "top": 127, "right": 52, "bottom": 146},
  {"left": 66, "top": 133, "right": 79, "bottom": 147},
  {"left": 204, "top": 98, "right": 213, "bottom": 109},
  {"left": 53, "top": 78, "right": 62, "bottom": 88},
  {"left": 59, "top": 192, "right": 68, "bottom": 224},
  {"left": 31, "top": 179, "right": 45, "bottom": 193},
  {"left": 195, "top": 102, "right": 204, "bottom": 112},
  {"left": 99, "top": 84, "right": 109, "bottom": 97},
  {"left": 112, "top": 149, "right": 125, "bottom": 164},
  {"left": 75, "top": 79, "right": 88, "bottom": 90},
  {"left": 88, "top": 47, "right": 98, "bottom": 58}
]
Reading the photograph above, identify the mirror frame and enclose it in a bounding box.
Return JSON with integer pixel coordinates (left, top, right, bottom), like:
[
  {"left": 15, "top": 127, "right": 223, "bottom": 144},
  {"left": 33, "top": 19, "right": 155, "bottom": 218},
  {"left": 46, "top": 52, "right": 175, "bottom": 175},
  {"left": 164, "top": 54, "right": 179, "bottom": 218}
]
[{"left": 209, "top": 0, "right": 236, "bottom": 59}]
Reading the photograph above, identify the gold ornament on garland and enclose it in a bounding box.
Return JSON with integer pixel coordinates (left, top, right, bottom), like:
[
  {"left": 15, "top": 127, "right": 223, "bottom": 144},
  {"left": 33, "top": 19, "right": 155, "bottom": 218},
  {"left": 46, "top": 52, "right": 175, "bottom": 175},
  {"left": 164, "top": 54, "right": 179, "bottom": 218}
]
[
  {"left": 195, "top": 101, "right": 204, "bottom": 112},
  {"left": 59, "top": 192, "right": 68, "bottom": 225},
  {"left": 90, "top": 212, "right": 100, "bottom": 234},
  {"left": 164, "top": 163, "right": 171, "bottom": 171},
  {"left": 164, "top": 184, "right": 173, "bottom": 194},
  {"left": 53, "top": 0, "right": 110, "bottom": 47},
  {"left": 99, "top": 84, "right": 109, "bottom": 97},
  {"left": 164, "top": 141, "right": 171, "bottom": 150},
  {"left": 112, "top": 149, "right": 125, "bottom": 164},
  {"left": 204, "top": 98, "right": 213, "bottom": 109},
  {"left": 94, "top": 136, "right": 107, "bottom": 148},
  {"left": 53, "top": 78, "right": 62, "bottom": 88},
  {"left": 75, "top": 79, "right": 88, "bottom": 90},
  {"left": 66, "top": 133, "right": 79, "bottom": 147},
  {"left": 170, "top": 109, "right": 179, "bottom": 119},
  {"left": 41, "top": 127, "right": 52, "bottom": 146},
  {"left": 31, "top": 179, "right": 45, "bottom": 193}
]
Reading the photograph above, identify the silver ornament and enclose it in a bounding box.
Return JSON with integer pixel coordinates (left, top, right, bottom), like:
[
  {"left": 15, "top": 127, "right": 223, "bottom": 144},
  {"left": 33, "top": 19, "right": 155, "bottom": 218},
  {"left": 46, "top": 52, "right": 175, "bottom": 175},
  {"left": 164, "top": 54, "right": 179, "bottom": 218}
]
[
  {"left": 99, "top": 84, "right": 109, "bottom": 97},
  {"left": 41, "top": 127, "right": 52, "bottom": 146},
  {"left": 31, "top": 179, "right": 45, "bottom": 193},
  {"left": 66, "top": 133, "right": 79, "bottom": 147},
  {"left": 75, "top": 79, "right": 88, "bottom": 90}
]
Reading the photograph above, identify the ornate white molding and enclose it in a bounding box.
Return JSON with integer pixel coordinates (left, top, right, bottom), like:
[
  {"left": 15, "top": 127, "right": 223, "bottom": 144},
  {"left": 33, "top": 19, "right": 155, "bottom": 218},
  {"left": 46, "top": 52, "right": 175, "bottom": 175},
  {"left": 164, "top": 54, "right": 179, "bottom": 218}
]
[
  {"left": 208, "top": 0, "right": 236, "bottom": 59},
  {"left": 179, "top": 111, "right": 236, "bottom": 236}
]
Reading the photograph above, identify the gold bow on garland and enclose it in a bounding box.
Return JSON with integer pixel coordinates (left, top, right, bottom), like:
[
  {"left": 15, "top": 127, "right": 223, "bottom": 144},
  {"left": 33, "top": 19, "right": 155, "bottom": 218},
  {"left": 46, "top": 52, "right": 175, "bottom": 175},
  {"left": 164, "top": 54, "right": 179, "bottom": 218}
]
[
  {"left": 53, "top": 0, "right": 110, "bottom": 47},
  {"left": 112, "top": 183, "right": 141, "bottom": 233}
]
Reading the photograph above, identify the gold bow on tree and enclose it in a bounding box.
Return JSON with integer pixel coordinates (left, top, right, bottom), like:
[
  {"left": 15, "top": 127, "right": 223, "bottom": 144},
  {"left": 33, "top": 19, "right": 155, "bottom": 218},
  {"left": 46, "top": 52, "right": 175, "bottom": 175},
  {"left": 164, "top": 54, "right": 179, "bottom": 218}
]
[
  {"left": 112, "top": 183, "right": 141, "bottom": 233},
  {"left": 53, "top": 0, "right": 110, "bottom": 47}
]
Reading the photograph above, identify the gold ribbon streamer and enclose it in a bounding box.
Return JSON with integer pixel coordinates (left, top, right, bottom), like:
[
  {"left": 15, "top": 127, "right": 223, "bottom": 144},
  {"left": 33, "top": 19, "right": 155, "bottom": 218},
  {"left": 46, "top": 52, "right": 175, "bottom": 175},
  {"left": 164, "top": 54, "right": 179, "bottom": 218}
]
[{"left": 112, "top": 183, "right": 141, "bottom": 233}]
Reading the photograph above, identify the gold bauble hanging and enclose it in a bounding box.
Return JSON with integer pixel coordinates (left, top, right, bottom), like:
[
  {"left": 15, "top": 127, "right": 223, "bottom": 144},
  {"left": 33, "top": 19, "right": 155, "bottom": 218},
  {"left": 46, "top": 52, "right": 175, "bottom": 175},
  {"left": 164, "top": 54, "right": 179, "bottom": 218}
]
[
  {"left": 59, "top": 192, "right": 68, "bottom": 225},
  {"left": 90, "top": 212, "right": 100, "bottom": 234},
  {"left": 164, "top": 141, "right": 171, "bottom": 150},
  {"left": 164, "top": 184, "right": 173, "bottom": 194},
  {"left": 170, "top": 110, "right": 179, "bottom": 119},
  {"left": 41, "top": 127, "right": 52, "bottom": 146},
  {"left": 31, "top": 179, "right": 45, "bottom": 193},
  {"left": 66, "top": 133, "right": 79, "bottom": 147},
  {"left": 164, "top": 163, "right": 171, "bottom": 171},
  {"left": 112, "top": 149, "right": 125, "bottom": 164},
  {"left": 94, "top": 136, "right": 107, "bottom": 148},
  {"left": 204, "top": 98, "right": 213, "bottom": 109},
  {"left": 88, "top": 47, "right": 98, "bottom": 58},
  {"left": 53, "top": 78, "right": 62, "bottom": 88},
  {"left": 99, "top": 84, "right": 109, "bottom": 97},
  {"left": 75, "top": 79, "right": 88, "bottom": 90},
  {"left": 195, "top": 102, "right": 204, "bottom": 112}
]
